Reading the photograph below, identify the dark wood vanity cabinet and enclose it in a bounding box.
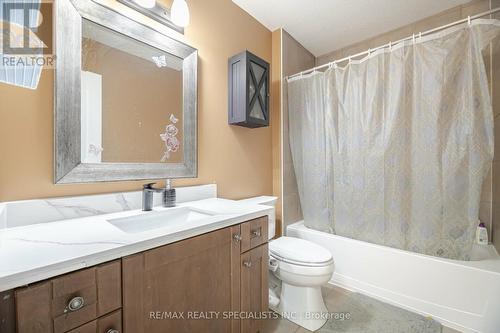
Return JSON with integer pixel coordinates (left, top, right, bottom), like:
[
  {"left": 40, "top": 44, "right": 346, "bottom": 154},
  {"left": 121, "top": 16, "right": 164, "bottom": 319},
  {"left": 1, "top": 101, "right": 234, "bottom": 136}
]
[
  {"left": 10, "top": 216, "right": 269, "bottom": 333},
  {"left": 122, "top": 216, "right": 269, "bottom": 333},
  {"left": 122, "top": 226, "right": 239, "bottom": 333}
]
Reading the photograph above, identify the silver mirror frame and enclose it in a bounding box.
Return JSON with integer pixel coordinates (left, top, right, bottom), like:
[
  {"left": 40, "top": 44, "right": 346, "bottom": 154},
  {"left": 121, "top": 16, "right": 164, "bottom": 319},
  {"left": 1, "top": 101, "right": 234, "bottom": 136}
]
[{"left": 54, "top": 0, "right": 197, "bottom": 184}]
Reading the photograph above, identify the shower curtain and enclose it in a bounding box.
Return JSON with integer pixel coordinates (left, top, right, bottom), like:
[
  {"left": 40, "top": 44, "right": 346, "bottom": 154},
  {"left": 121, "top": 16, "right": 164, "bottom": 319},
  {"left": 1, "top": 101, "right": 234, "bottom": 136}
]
[{"left": 288, "top": 20, "right": 500, "bottom": 260}]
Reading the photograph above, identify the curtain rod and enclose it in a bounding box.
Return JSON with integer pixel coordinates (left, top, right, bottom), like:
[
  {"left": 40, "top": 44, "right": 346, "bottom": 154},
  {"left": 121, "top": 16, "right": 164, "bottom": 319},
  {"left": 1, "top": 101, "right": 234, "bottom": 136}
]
[{"left": 286, "top": 7, "right": 500, "bottom": 81}]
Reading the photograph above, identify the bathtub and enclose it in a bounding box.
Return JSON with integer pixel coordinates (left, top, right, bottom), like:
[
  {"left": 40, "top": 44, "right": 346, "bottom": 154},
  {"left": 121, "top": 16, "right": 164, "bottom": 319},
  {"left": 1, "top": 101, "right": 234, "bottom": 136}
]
[{"left": 287, "top": 221, "right": 500, "bottom": 333}]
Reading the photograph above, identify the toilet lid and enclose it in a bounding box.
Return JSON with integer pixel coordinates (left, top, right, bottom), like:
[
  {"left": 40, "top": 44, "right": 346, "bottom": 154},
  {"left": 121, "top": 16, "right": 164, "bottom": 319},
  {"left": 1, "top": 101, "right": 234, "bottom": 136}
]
[{"left": 269, "top": 237, "right": 333, "bottom": 266}]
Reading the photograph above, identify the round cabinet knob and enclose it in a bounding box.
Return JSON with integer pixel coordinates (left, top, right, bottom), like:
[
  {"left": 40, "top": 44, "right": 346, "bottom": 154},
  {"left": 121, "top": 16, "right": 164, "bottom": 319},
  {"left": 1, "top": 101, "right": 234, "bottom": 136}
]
[
  {"left": 251, "top": 230, "right": 261, "bottom": 237},
  {"left": 107, "top": 329, "right": 119, "bottom": 333},
  {"left": 66, "top": 296, "right": 85, "bottom": 312},
  {"left": 243, "top": 261, "right": 252, "bottom": 268},
  {"left": 233, "top": 234, "right": 242, "bottom": 242}
]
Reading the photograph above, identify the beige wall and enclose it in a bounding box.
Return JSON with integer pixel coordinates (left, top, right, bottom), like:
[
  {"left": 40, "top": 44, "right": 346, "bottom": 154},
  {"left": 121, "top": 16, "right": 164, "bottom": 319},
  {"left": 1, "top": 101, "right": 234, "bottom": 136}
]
[
  {"left": 281, "top": 30, "right": 315, "bottom": 231},
  {"left": 271, "top": 29, "right": 283, "bottom": 236},
  {"left": 0, "top": 0, "right": 273, "bottom": 202}
]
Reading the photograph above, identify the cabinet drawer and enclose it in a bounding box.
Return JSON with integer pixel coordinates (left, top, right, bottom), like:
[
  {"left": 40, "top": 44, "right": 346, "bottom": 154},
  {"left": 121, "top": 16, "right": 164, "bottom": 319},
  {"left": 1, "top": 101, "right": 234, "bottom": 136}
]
[
  {"left": 240, "top": 216, "right": 268, "bottom": 253},
  {"left": 67, "top": 321, "right": 96, "bottom": 333},
  {"left": 52, "top": 268, "right": 98, "bottom": 333},
  {"left": 97, "top": 309, "right": 122, "bottom": 333},
  {"left": 67, "top": 310, "right": 122, "bottom": 333},
  {"left": 16, "top": 260, "right": 122, "bottom": 333}
]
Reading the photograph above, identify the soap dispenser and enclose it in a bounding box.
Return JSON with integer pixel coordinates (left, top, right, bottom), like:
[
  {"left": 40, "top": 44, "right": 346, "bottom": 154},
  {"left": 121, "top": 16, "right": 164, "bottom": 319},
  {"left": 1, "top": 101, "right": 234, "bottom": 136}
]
[
  {"left": 476, "top": 221, "right": 488, "bottom": 245},
  {"left": 163, "top": 179, "right": 176, "bottom": 208}
]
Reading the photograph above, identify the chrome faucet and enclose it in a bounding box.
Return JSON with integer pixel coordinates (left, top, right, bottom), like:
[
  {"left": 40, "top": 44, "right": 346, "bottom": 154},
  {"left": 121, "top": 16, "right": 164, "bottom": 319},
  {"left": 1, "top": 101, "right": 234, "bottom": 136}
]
[
  {"left": 142, "top": 180, "right": 176, "bottom": 211},
  {"left": 142, "top": 183, "right": 164, "bottom": 211}
]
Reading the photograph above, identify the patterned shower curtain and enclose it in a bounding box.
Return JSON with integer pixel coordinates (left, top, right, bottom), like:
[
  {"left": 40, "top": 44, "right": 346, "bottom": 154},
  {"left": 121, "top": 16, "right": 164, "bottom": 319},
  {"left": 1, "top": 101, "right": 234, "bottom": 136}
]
[{"left": 288, "top": 20, "right": 500, "bottom": 260}]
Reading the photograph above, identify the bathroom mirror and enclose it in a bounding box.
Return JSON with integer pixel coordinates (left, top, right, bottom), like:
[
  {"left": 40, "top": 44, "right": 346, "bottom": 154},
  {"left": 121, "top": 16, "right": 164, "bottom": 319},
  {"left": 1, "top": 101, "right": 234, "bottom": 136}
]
[{"left": 55, "top": 0, "right": 197, "bottom": 183}]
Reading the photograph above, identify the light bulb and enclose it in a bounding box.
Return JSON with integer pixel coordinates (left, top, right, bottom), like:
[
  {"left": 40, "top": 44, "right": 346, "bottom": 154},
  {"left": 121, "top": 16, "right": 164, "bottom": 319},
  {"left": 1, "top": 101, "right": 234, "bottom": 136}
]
[
  {"left": 171, "top": 0, "right": 190, "bottom": 28},
  {"left": 134, "top": 0, "right": 155, "bottom": 9}
]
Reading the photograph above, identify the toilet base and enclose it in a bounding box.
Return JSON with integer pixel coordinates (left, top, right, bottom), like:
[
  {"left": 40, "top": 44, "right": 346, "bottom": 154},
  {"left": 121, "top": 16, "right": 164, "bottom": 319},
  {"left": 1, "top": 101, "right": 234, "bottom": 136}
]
[{"left": 278, "top": 282, "right": 329, "bottom": 331}]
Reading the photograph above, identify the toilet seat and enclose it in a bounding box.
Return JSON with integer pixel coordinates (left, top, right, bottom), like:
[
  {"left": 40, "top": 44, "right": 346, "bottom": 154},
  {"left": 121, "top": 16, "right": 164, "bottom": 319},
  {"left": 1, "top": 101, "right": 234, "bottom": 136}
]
[
  {"left": 270, "top": 252, "right": 334, "bottom": 267},
  {"left": 269, "top": 236, "right": 333, "bottom": 267},
  {"left": 272, "top": 257, "right": 335, "bottom": 278}
]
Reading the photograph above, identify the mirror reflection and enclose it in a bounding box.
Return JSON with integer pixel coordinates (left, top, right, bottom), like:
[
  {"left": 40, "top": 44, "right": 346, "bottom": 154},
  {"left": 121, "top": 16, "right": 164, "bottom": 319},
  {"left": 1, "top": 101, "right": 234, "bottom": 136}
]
[{"left": 81, "top": 19, "right": 183, "bottom": 164}]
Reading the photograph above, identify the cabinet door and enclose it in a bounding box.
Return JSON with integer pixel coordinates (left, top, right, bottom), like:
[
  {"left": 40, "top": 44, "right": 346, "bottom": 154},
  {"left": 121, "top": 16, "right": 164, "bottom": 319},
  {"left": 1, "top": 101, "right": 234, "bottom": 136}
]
[
  {"left": 247, "top": 57, "right": 269, "bottom": 125},
  {"left": 228, "top": 50, "right": 269, "bottom": 128},
  {"left": 241, "top": 244, "right": 269, "bottom": 333},
  {"left": 122, "top": 226, "right": 241, "bottom": 333}
]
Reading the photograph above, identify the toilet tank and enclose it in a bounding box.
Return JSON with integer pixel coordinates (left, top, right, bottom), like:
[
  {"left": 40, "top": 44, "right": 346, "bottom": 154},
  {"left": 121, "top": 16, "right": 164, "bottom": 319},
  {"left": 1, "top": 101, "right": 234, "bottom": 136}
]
[{"left": 238, "top": 196, "right": 278, "bottom": 239}]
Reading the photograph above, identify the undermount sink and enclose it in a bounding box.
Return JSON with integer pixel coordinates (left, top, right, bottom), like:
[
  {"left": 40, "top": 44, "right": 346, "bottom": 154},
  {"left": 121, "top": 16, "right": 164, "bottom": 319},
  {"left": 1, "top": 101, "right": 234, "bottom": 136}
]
[{"left": 107, "top": 207, "right": 213, "bottom": 234}]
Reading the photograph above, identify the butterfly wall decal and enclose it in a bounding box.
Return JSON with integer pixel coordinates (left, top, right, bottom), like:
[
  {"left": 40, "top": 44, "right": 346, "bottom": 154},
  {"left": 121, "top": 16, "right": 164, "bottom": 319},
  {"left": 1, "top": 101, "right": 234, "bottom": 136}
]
[{"left": 152, "top": 55, "right": 167, "bottom": 68}]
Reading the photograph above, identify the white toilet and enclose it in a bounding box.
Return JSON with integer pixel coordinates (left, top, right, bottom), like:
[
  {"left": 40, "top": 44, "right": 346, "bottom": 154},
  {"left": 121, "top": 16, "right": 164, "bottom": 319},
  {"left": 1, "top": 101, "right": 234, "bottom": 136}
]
[
  {"left": 239, "top": 196, "right": 335, "bottom": 332},
  {"left": 269, "top": 236, "right": 334, "bottom": 330}
]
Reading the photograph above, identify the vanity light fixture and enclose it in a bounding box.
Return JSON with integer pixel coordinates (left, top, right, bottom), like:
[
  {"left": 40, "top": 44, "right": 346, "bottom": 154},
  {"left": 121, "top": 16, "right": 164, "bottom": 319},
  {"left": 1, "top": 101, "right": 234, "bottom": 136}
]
[
  {"left": 171, "top": 0, "right": 190, "bottom": 28},
  {"left": 133, "top": 0, "right": 155, "bottom": 9},
  {"left": 116, "top": 0, "right": 185, "bottom": 34}
]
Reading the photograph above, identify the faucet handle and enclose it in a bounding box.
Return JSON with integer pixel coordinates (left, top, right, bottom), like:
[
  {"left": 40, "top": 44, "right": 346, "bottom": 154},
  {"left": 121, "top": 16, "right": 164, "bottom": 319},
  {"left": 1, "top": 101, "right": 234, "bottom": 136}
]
[{"left": 143, "top": 183, "right": 156, "bottom": 189}]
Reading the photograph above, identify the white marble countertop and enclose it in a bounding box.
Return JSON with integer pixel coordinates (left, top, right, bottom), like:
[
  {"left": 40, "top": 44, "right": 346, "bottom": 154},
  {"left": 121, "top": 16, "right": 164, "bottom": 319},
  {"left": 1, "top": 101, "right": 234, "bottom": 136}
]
[{"left": 0, "top": 197, "right": 273, "bottom": 292}]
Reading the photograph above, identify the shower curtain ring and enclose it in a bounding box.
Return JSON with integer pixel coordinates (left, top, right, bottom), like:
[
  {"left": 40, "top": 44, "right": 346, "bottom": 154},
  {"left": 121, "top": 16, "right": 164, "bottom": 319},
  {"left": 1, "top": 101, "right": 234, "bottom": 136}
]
[
  {"left": 389, "top": 41, "right": 392, "bottom": 51},
  {"left": 418, "top": 32, "right": 422, "bottom": 40},
  {"left": 468, "top": 15, "right": 471, "bottom": 26},
  {"left": 412, "top": 33, "right": 416, "bottom": 43}
]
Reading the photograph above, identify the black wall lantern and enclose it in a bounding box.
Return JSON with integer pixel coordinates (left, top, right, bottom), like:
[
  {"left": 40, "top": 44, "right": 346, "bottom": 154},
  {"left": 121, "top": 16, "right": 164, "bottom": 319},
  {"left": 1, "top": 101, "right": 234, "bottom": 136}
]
[{"left": 228, "top": 50, "right": 270, "bottom": 128}]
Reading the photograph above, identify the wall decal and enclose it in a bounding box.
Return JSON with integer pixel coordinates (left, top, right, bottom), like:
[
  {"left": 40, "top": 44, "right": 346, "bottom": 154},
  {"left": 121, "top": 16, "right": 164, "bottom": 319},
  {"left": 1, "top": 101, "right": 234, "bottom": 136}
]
[{"left": 160, "top": 114, "right": 180, "bottom": 162}]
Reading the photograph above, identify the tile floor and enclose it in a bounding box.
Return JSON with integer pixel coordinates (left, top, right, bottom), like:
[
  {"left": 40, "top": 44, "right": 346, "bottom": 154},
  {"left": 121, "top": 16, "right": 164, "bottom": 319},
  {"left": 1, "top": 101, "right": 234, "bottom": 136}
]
[{"left": 262, "top": 285, "right": 462, "bottom": 333}]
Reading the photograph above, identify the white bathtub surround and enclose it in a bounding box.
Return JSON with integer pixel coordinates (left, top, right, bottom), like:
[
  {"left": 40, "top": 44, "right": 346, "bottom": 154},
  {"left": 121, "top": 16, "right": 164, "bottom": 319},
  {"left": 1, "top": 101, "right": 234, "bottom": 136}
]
[
  {"left": 288, "top": 221, "right": 500, "bottom": 333},
  {"left": 0, "top": 184, "right": 217, "bottom": 229},
  {"left": 0, "top": 186, "right": 274, "bottom": 292},
  {"left": 287, "top": 21, "right": 500, "bottom": 260}
]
